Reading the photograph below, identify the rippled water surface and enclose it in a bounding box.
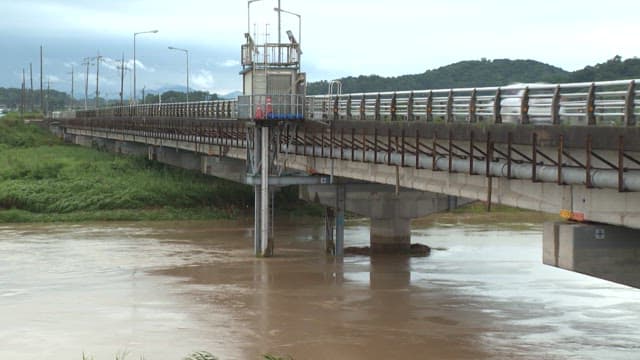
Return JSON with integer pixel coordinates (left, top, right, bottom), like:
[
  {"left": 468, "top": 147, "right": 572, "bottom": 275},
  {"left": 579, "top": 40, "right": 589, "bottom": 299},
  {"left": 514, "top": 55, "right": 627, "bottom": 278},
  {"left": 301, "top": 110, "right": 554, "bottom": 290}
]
[{"left": 1, "top": 218, "right": 639, "bottom": 359}]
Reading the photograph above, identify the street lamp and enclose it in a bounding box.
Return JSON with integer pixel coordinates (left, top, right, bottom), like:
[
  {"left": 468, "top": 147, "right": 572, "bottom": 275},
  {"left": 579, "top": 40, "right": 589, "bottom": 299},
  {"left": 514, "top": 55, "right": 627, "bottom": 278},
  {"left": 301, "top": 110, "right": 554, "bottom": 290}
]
[
  {"left": 168, "top": 46, "right": 189, "bottom": 103},
  {"left": 133, "top": 29, "right": 158, "bottom": 105},
  {"left": 247, "top": 0, "right": 263, "bottom": 37},
  {"left": 274, "top": 7, "right": 301, "bottom": 52}
]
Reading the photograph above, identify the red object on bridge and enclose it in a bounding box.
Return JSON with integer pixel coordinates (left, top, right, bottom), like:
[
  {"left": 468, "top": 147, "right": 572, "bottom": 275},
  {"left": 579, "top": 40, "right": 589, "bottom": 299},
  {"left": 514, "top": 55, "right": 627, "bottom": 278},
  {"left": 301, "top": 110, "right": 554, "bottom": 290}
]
[
  {"left": 255, "top": 104, "right": 264, "bottom": 120},
  {"left": 266, "top": 96, "right": 273, "bottom": 117}
]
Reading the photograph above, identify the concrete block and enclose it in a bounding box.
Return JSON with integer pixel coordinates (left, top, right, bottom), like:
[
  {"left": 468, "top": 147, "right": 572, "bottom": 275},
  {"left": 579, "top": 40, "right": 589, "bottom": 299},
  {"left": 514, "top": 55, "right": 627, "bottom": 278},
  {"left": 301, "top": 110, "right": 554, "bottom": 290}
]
[{"left": 543, "top": 221, "right": 640, "bottom": 288}]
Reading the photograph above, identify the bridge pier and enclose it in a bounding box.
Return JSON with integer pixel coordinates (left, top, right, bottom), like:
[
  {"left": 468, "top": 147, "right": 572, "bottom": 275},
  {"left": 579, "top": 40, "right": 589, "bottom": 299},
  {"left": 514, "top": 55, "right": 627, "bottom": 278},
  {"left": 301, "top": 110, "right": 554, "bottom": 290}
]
[
  {"left": 370, "top": 217, "right": 412, "bottom": 253},
  {"left": 302, "top": 183, "right": 468, "bottom": 255},
  {"left": 544, "top": 222, "right": 640, "bottom": 288}
]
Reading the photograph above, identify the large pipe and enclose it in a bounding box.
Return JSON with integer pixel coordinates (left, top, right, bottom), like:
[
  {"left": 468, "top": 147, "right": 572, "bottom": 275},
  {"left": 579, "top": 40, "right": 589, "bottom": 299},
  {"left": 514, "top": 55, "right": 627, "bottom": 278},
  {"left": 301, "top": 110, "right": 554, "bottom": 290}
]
[
  {"left": 64, "top": 126, "right": 640, "bottom": 192},
  {"left": 282, "top": 145, "right": 640, "bottom": 192}
]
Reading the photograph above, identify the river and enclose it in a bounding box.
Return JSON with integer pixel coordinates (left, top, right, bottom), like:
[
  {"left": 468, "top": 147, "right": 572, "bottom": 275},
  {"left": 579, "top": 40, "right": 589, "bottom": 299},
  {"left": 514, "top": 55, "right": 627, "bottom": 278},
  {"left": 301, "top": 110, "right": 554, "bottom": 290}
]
[{"left": 1, "top": 216, "right": 639, "bottom": 359}]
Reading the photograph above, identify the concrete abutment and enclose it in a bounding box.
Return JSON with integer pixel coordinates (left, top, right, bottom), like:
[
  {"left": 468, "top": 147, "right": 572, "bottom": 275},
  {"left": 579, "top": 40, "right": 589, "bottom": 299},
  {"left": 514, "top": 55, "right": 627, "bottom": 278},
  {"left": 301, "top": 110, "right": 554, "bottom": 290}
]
[{"left": 544, "top": 221, "right": 640, "bottom": 288}]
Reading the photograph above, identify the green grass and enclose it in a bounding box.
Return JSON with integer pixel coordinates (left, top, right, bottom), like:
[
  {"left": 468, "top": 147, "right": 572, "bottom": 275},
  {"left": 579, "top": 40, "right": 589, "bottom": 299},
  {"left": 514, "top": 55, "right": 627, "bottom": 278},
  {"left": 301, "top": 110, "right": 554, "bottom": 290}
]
[
  {"left": 0, "top": 112, "right": 54, "bottom": 148},
  {"left": 0, "top": 115, "right": 255, "bottom": 223}
]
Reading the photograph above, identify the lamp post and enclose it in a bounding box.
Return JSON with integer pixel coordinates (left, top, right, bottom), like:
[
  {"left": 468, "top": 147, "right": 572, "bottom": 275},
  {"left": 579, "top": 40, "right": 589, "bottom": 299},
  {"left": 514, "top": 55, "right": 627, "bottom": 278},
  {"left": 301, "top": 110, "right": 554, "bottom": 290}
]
[
  {"left": 274, "top": 7, "right": 301, "bottom": 52},
  {"left": 247, "top": 0, "right": 263, "bottom": 37},
  {"left": 133, "top": 29, "right": 158, "bottom": 104},
  {"left": 168, "top": 46, "right": 189, "bottom": 103}
]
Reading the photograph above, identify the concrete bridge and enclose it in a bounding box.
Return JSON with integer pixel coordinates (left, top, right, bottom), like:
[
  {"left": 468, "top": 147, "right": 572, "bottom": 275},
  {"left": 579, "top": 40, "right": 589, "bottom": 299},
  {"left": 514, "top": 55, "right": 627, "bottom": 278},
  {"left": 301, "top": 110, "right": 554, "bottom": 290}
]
[
  {"left": 48, "top": 7, "right": 640, "bottom": 287},
  {"left": 52, "top": 77, "right": 640, "bottom": 288}
]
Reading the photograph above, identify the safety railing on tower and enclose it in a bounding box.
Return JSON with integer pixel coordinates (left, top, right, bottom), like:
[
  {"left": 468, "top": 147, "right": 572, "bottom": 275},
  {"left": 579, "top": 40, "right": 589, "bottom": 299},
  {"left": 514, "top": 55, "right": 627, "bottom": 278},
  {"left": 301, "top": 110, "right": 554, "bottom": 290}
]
[{"left": 241, "top": 43, "right": 300, "bottom": 67}]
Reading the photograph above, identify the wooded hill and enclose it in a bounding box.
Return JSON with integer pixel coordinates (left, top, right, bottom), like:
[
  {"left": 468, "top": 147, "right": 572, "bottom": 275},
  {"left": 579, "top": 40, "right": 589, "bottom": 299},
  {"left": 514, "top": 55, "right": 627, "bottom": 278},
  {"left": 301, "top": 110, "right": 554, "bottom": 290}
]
[
  {"left": 307, "top": 55, "right": 640, "bottom": 95},
  {"left": 2, "top": 56, "right": 639, "bottom": 109}
]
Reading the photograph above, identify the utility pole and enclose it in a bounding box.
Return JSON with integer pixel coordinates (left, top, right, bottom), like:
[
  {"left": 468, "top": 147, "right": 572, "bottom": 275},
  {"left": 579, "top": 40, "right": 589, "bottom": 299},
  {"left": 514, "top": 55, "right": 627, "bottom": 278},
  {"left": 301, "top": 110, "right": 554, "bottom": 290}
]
[
  {"left": 117, "top": 53, "right": 129, "bottom": 106},
  {"left": 40, "top": 45, "right": 43, "bottom": 113},
  {"left": 82, "top": 57, "right": 91, "bottom": 110},
  {"left": 29, "top": 63, "right": 33, "bottom": 112},
  {"left": 67, "top": 65, "right": 74, "bottom": 110},
  {"left": 21, "top": 68, "right": 25, "bottom": 116},
  {"left": 95, "top": 53, "right": 103, "bottom": 108},
  {"left": 45, "top": 78, "right": 50, "bottom": 114}
]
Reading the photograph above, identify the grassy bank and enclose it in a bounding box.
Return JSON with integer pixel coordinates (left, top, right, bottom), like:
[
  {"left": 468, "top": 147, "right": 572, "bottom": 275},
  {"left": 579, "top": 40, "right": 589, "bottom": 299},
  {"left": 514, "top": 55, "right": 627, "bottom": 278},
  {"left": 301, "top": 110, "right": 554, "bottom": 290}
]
[{"left": 0, "top": 113, "right": 259, "bottom": 223}]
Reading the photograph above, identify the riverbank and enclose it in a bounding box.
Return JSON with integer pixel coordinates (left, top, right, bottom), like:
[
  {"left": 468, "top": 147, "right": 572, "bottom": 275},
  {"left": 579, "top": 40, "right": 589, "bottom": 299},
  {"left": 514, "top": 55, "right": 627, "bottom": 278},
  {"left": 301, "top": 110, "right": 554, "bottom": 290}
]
[{"left": 0, "top": 113, "right": 314, "bottom": 223}]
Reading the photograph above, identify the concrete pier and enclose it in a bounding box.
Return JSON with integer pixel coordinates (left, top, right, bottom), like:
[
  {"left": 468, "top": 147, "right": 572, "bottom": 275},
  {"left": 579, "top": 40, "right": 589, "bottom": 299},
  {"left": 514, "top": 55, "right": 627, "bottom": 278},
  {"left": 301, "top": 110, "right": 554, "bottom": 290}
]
[
  {"left": 544, "top": 222, "right": 640, "bottom": 288},
  {"left": 301, "top": 183, "right": 468, "bottom": 254},
  {"left": 370, "top": 217, "right": 412, "bottom": 253}
]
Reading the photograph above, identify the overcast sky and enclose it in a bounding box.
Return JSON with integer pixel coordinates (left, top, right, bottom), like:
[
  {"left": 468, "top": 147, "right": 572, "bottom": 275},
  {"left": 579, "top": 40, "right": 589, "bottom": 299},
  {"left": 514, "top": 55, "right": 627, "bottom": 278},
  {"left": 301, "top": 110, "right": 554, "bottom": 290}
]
[{"left": 2, "top": 0, "right": 639, "bottom": 98}]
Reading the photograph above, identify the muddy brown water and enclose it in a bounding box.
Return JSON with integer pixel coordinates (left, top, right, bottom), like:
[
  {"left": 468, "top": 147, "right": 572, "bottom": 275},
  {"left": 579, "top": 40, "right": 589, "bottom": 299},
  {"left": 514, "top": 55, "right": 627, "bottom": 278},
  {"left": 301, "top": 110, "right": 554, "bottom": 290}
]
[{"left": 1, "top": 217, "right": 640, "bottom": 359}]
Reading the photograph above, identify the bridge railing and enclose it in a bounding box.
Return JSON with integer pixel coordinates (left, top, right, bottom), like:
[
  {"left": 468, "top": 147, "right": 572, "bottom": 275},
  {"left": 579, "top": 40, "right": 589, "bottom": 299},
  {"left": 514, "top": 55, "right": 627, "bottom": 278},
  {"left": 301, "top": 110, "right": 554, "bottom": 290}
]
[
  {"left": 77, "top": 100, "right": 239, "bottom": 119},
  {"left": 72, "top": 79, "right": 639, "bottom": 126},
  {"left": 307, "top": 79, "right": 640, "bottom": 126}
]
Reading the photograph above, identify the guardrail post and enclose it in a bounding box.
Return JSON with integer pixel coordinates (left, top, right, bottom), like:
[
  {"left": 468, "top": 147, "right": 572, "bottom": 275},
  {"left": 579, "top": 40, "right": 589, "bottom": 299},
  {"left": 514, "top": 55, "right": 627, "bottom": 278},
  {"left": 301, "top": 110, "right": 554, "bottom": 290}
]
[
  {"left": 469, "top": 131, "right": 474, "bottom": 174},
  {"left": 532, "top": 132, "right": 538, "bottom": 182},
  {"left": 333, "top": 96, "right": 339, "bottom": 121},
  {"left": 468, "top": 88, "right": 477, "bottom": 123},
  {"left": 551, "top": 85, "right": 561, "bottom": 125},
  {"left": 446, "top": 89, "right": 454, "bottom": 123},
  {"left": 493, "top": 88, "right": 502, "bottom": 124},
  {"left": 375, "top": 93, "right": 381, "bottom": 121},
  {"left": 415, "top": 130, "right": 420, "bottom": 168},
  {"left": 625, "top": 80, "right": 636, "bottom": 126},
  {"left": 359, "top": 95, "right": 365, "bottom": 120},
  {"left": 619, "top": 135, "right": 625, "bottom": 192},
  {"left": 347, "top": 95, "right": 352, "bottom": 120},
  {"left": 586, "top": 134, "right": 593, "bottom": 187},
  {"left": 391, "top": 92, "right": 397, "bottom": 121},
  {"left": 507, "top": 132, "right": 512, "bottom": 178},
  {"left": 321, "top": 99, "right": 327, "bottom": 120},
  {"left": 587, "top": 83, "right": 596, "bottom": 126},
  {"left": 426, "top": 90, "right": 433, "bottom": 122},
  {"left": 520, "top": 87, "right": 530, "bottom": 125},
  {"left": 408, "top": 91, "right": 414, "bottom": 121},
  {"left": 558, "top": 135, "right": 564, "bottom": 185},
  {"left": 373, "top": 128, "right": 378, "bottom": 163}
]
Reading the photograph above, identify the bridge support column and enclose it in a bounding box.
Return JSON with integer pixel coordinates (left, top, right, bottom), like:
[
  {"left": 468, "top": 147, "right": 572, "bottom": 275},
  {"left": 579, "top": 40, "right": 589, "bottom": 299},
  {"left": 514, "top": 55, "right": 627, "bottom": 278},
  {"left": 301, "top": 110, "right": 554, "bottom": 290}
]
[
  {"left": 370, "top": 217, "right": 411, "bottom": 254},
  {"left": 301, "top": 183, "right": 471, "bottom": 255},
  {"left": 544, "top": 222, "right": 640, "bottom": 288}
]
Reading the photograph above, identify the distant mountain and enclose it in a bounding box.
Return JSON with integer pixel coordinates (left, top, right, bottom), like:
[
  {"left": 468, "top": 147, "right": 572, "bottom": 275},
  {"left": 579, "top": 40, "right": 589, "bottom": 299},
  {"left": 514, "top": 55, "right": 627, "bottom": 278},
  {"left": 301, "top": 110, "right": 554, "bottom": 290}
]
[
  {"left": 220, "top": 91, "right": 242, "bottom": 100},
  {"left": 151, "top": 85, "right": 188, "bottom": 94},
  {"left": 307, "top": 56, "right": 640, "bottom": 95},
  {"left": 3, "top": 57, "right": 639, "bottom": 110},
  {"left": 568, "top": 55, "right": 640, "bottom": 82}
]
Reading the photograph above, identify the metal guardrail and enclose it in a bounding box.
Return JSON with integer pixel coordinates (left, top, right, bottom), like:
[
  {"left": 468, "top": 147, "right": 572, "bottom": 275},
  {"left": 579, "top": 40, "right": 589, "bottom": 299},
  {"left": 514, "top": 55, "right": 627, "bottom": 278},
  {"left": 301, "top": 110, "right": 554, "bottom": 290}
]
[
  {"left": 77, "top": 100, "right": 238, "bottom": 119},
  {"left": 74, "top": 79, "right": 639, "bottom": 126},
  {"left": 308, "top": 79, "right": 640, "bottom": 126}
]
